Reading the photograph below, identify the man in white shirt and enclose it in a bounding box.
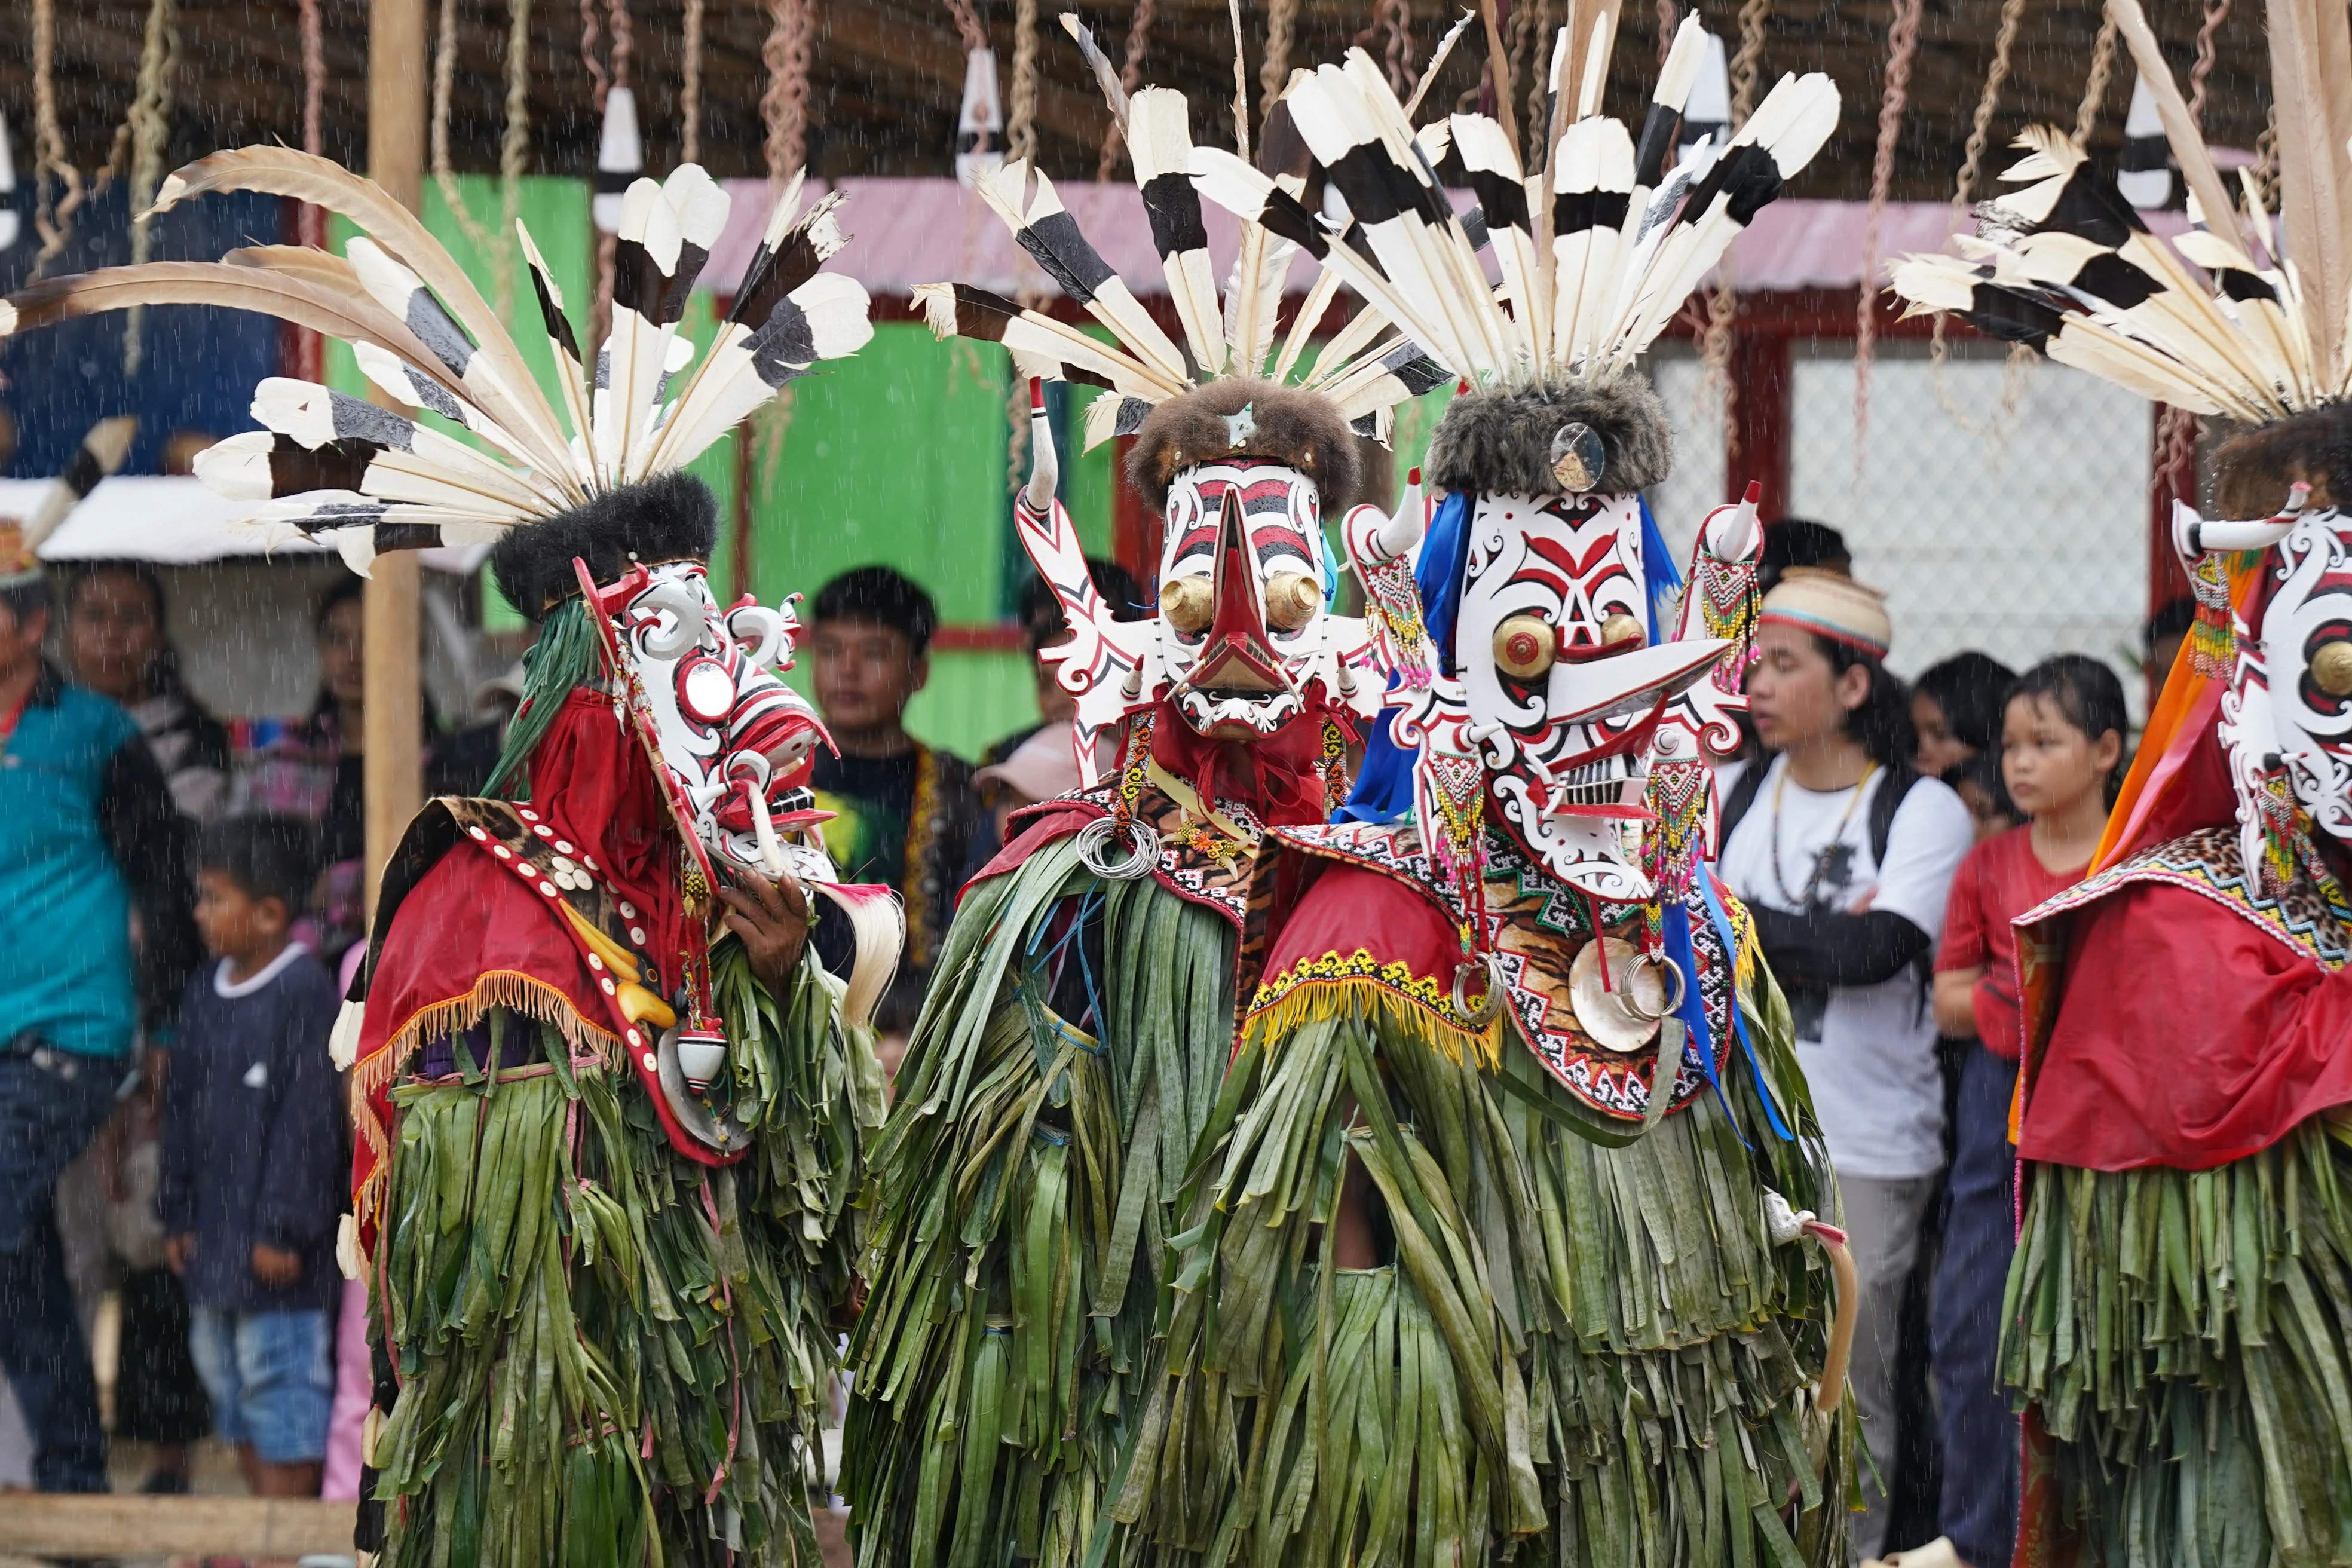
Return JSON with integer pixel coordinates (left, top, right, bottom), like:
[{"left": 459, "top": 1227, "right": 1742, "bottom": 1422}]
[{"left": 1714, "top": 571, "right": 1976, "bottom": 1563}]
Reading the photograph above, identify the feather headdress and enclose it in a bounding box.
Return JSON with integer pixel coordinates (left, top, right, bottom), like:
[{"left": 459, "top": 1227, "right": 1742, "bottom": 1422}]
[
  {"left": 1187, "top": 14, "right": 1836, "bottom": 492},
  {"left": 0, "top": 415, "right": 138, "bottom": 588},
  {"left": 1888, "top": 0, "right": 2350, "bottom": 429},
  {"left": 912, "top": 17, "right": 1452, "bottom": 459},
  {"left": 0, "top": 150, "right": 873, "bottom": 611}
]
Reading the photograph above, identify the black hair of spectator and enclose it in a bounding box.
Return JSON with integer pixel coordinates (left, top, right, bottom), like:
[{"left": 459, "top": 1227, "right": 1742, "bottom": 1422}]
[
  {"left": 0, "top": 575, "right": 51, "bottom": 628},
  {"left": 1913, "top": 651, "right": 2019, "bottom": 757},
  {"left": 1947, "top": 746, "right": 2017, "bottom": 824},
  {"left": 65, "top": 559, "right": 166, "bottom": 620},
  {"left": 813, "top": 565, "right": 939, "bottom": 656},
  {"left": 1759, "top": 519, "right": 1851, "bottom": 594},
  {"left": 198, "top": 815, "right": 318, "bottom": 916},
  {"left": 1015, "top": 557, "right": 1147, "bottom": 646},
  {"left": 315, "top": 573, "right": 366, "bottom": 632},
  {"left": 66, "top": 561, "right": 195, "bottom": 701},
  {"left": 1812, "top": 634, "right": 1916, "bottom": 771},
  {"left": 2007, "top": 654, "right": 2132, "bottom": 804},
  {"left": 2144, "top": 596, "right": 2197, "bottom": 653}
]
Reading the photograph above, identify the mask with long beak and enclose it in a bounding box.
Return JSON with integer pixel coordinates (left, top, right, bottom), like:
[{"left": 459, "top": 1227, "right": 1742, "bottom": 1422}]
[
  {"left": 577, "top": 556, "right": 840, "bottom": 888},
  {"left": 1013, "top": 381, "right": 1383, "bottom": 779}
]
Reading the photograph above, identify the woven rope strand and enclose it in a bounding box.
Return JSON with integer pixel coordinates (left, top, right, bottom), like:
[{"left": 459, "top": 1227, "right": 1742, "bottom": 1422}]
[
  {"left": 681, "top": 0, "right": 705, "bottom": 164},
  {"left": 1852, "top": 0, "right": 1925, "bottom": 479}
]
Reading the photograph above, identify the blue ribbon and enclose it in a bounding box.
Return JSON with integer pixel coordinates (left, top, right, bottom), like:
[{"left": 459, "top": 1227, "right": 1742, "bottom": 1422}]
[
  {"left": 1695, "top": 870, "right": 1796, "bottom": 1141},
  {"left": 1336, "top": 700, "right": 1415, "bottom": 824},
  {"left": 1637, "top": 494, "right": 1683, "bottom": 647},
  {"left": 1417, "top": 489, "right": 1474, "bottom": 676}
]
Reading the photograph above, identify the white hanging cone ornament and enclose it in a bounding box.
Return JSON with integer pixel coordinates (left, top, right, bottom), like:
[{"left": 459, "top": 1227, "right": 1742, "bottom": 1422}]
[
  {"left": 593, "top": 85, "right": 644, "bottom": 235},
  {"left": 956, "top": 48, "right": 1005, "bottom": 186},
  {"left": 1678, "top": 32, "right": 1731, "bottom": 163},
  {"left": 2117, "top": 74, "right": 2173, "bottom": 211},
  {"left": 0, "top": 115, "right": 18, "bottom": 253}
]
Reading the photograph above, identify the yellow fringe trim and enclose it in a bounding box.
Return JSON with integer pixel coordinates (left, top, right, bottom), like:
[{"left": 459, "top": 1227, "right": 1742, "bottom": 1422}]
[
  {"left": 1247, "top": 953, "right": 1503, "bottom": 1069},
  {"left": 351, "top": 970, "right": 621, "bottom": 1247}
]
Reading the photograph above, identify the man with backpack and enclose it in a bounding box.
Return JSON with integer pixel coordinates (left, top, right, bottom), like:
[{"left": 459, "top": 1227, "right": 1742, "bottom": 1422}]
[{"left": 1714, "top": 571, "right": 1975, "bottom": 1564}]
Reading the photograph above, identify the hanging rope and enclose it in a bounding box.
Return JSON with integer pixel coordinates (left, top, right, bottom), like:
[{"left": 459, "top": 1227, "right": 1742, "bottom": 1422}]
[
  {"left": 1850, "top": 0, "right": 1925, "bottom": 479},
  {"left": 1515, "top": 0, "right": 1555, "bottom": 167},
  {"left": 502, "top": 0, "right": 533, "bottom": 256},
  {"left": 1698, "top": 0, "right": 1771, "bottom": 457},
  {"left": 581, "top": 0, "right": 611, "bottom": 109},
  {"left": 681, "top": 0, "right": 705, "bottom": 164},
  {"left": 947, "top": 0, "right": 989, "bottom": 50},
  {"left": 1007, "top": 0, "right": 1042, "bottom": 166},
  {"left": 1382, "top": 0, "right": 1417, "bottom": 98},
  {"left": 302, "top": 0, "right": 326, "bottom": 162},
  {"left": 1926, "top": 0, "right": 2032, "bottom": 447},
  {"left": 1264, "top": 0, "right": 1303, "bottom": 117},
  {"left": 2251, "top": 108, "right": 2277, "bottom": 207},
  {"left": 120, "top": 0, "right": 179, "bottom": 376},
  {"left": 747, "top": 0, "right": 816, "bottom": 592},
  {"left": 1227, "top": 0, "right": 1252, "bottom": 161},
  {"left": 2185, "top": 0, "right": 2230, "bottom": 123},
  {"left": 761, "top": 0, "right": 814, "bottom": 182},
  {"left": 606, "top": 0, "right": 633, "bottom": 105},
  {"left": 1098, "top": 0, "right": 1159, "bottom": 178},
  {"left": 29, "top": 0, "right": 85, "bottom": 277},
  {"left": 434, "top": 0, "right": 506, "bottom": 294},
  {"left": 2072, "top": 15, "right": 2118, "bottom": 143}
]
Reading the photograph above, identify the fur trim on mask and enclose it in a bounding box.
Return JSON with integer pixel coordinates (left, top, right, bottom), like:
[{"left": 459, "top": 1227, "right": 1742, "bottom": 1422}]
[
  {"left": 490, "top": 471, "right": 718, "bottom": 619},
  {"left": 1423, "top": 376, "right": 1674, "bottom": 497},
  {"left": 2213, "top": 404, "right": 2352, "bottom": 521},
  {"left": 1126, "top": 379, "right": 1359, "bottom": 510}
]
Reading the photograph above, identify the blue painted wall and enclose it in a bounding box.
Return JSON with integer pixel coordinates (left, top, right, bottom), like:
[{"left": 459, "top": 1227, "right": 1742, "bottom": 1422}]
[{"left": 0, "top": 184, "right": 286, "bottom": 477}]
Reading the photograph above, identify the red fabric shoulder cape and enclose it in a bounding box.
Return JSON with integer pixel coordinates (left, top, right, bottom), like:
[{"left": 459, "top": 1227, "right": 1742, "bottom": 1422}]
[{"left": 2019, "top": 875, "right": 2352, "bottom": 1171}]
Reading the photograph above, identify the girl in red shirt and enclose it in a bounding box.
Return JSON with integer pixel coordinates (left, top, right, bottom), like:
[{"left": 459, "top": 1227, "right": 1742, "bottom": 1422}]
[{"left": 1911, "top": 655, "right": 2124, "bottom": 1568}]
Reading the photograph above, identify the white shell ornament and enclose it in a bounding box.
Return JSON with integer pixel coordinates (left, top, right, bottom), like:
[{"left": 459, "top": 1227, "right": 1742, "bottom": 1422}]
[{"left": 1567, "top": 937, "right": 1685, "bottom": 1053}]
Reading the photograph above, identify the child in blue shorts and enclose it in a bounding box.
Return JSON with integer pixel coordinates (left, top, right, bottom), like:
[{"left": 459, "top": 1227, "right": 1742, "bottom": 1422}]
[{"left": 160, "top": 815, "right": 342, "bottom": 1495}]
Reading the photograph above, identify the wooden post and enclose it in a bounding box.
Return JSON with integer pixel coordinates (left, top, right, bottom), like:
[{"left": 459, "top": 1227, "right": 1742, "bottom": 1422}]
[{"left": 364, "top": 0, "right": 428, "bottom": 915}]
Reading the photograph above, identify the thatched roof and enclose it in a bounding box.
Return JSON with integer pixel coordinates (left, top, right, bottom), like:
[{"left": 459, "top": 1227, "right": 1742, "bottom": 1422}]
[{"left": 0, "top": 0, "right": 2278, "bottom": 210}]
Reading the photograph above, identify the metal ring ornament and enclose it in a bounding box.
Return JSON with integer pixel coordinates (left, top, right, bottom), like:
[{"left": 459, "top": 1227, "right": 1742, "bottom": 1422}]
[
  {"left": 1618, "top": 952, "right": 1687, "bottom": 1022},
  {"left": 1451, "top": 951, "right": 1509, "bottom": 1028},
  {"left": 1076, "top": 816, "right": 1160, "bottom": 880}
]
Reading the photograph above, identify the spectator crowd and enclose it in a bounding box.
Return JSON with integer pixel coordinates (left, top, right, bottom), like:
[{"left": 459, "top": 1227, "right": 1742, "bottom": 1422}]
[
  {"left": 1718, "top": 519, "right": 2158, "bottom": 1568},
  {"left": 0, "top": 526, "right": 2175, "bottom": 1568}
]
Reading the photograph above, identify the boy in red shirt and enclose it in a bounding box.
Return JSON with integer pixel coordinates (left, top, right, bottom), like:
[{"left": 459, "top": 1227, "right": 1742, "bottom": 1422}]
[{"left": 1910, "top": 656, "right": 2124, "bottom": 1568}]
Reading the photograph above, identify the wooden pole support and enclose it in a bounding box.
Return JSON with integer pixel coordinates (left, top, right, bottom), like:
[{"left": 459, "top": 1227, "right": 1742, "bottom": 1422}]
[
  {"left": 0, "top": 1495, "right": 358, "bottom": 1558},
  {"left": 364, "top": 0, "right": 429, "bottom": 918}
]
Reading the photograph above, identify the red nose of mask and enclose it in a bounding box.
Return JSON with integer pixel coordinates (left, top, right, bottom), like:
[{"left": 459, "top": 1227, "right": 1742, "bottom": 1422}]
[{"left": 1181, "top": 485, "right": 1289, "bottom": 699}]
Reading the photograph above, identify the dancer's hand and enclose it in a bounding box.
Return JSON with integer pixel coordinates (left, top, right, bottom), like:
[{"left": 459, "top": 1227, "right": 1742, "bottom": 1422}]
[{"left": 719, "top": 873, "right": 811, "bottom": 994}]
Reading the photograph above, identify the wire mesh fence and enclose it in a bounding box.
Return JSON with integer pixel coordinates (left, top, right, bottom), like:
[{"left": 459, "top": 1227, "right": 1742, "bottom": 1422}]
[{"left": 1651, "top": 336, "right": 2159, "bottom": 714}]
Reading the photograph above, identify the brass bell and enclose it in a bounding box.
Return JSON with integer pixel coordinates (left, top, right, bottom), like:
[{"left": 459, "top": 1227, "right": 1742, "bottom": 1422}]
[
  {"left": 1266, "top": 572, "right": 1323, "bottom": 632},
  {"left": 2314, "top": 639, "right": 2352, "bottom": 697},
  {"left": 1160, "top": 575, "right": 1214, "bottom": 636},
  {"left": 1493, "top": 613, "right": 1557, "bottom": 679},
  {"left": 1549, "top": 422, "right": 1607, "bottom": 494}
]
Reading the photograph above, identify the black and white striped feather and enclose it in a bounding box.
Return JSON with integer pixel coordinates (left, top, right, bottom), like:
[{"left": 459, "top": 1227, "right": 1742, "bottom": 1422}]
[{"left": 0, "top": 151, "right": 873, "bottom": 572}]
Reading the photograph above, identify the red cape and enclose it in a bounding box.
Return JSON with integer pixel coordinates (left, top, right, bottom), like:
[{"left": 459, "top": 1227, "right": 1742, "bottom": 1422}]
[{"left": 2019, "top": 872, "right": 2352, "bottom": 1170}]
